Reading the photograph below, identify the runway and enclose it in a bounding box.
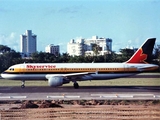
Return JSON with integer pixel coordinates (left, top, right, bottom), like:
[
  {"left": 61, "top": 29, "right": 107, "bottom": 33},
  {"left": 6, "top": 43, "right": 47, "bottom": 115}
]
[{"left": 0, "top": 86, "right": 160, "bottom": 100}]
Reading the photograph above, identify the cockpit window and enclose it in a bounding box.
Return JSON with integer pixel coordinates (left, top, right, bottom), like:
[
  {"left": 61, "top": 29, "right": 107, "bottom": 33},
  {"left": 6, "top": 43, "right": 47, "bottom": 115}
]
[{"left": 9, "top": 68, "right": 14, "bottom": 71}]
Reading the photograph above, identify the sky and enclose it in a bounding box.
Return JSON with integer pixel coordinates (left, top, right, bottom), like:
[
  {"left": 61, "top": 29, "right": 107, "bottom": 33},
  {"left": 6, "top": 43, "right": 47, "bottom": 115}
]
[{"left": 0, "top": 0, "right": 160, "bottom": 53}]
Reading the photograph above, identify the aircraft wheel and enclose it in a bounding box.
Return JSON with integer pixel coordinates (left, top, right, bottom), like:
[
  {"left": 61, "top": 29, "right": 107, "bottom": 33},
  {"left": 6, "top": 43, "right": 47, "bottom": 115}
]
[
  {"left": 21, "top": 85, "right": 25, "bottom": 88},
  {"left": 74, "top": 82, "right": 79, "bottom": 89}
]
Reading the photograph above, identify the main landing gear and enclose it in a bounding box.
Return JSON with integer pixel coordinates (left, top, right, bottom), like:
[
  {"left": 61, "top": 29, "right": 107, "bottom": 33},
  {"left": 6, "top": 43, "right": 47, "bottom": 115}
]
[
  {"left": 21, "top": 80, "right": 25, "bottom": 88},
  {"left": 73, "top": 82, "right": 79, "bottom": 89}
]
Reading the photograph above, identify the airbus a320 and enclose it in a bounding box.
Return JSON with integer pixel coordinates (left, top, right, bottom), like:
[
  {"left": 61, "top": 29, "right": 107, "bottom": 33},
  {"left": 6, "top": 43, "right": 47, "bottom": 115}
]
[{"left": 1, "top": 38, "right": 159, "bottom": 89}]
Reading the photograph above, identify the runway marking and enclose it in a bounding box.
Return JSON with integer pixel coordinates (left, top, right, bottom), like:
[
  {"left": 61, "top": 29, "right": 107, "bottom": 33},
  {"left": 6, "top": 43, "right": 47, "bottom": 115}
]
[
  {"left": 65, "top": 96, "right": 80, "bottom": 99},
  {"left": 10, "top": 96, "right": 27, "bottom": 99},
  {"left": 100, "top": 95, "right": 117, "bottom": 98},
  {"left": 91, "top": 94, "right": 110, "bottom": 96},
  {"left": 91, "top": 94, "right": 159, "bottom": 99},
  {"left": 97, "top": 94, "right": 134, "bottom": 98},
  {"left": 1, "top": 94, "right": 160, "bottom": 100},
  {"left": 155, "top": 95, "right": 160, "bottom": 98},
  {"left": 118, "top": 95, "right": 133, "bottom": 98},
  {"left": 0, "top": 96, "right": 27, "bottom": 99},
  {"left": 47, "top": 95, "right": 80, "bottom": 99},
  {"left": 0, "top": 96, "right": 11, "bottom": 99},
  {"left": 47, "top": 96, "right": 64, "bottom": 99}
]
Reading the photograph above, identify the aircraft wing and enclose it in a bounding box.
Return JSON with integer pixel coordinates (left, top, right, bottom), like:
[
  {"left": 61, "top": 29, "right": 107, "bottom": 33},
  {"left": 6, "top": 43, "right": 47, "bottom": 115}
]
[
  {"left": 63, "top": 72, "right": 96, "bottom": 81},
  {"left": 62, "top": 72, "right": 96, "bottom": 77},
  {"left": 46, "top": 72, "right": 96, "bottom": 80}
]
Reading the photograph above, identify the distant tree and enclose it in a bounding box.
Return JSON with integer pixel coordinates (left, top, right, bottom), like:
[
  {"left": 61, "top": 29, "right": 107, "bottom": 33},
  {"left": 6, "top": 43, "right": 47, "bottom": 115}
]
[
  {"left": 104, "top": 51, "right": 117, "bottom": 62},
  {"left": 0, "top": 45, "right": 21, "bottom": 72},
  {"left": 68, "top": 55, "right": 86, "bottom": 63},
  {"left": 31, "top": 52, "right": 56, "bottom": 63},
  {"left": 119, "top": 48, "right": 135, "bottom": 62},
  {"left": 0, "top": 56, "right": 4, "bottom": 72},
  {"left": 0, "top": 45, "right": 11, "bottom": 53},
  {"left": 59, "top": 53, "right": 70, "bottom": 63},
  {"left": 153, "top": 45, "right": 160, "bottom": 66},
  {"left": 84, "top": 56, "right": 94, "bottom": 63},
  {"left": 92, "top": 44, "right": 102, "bottom": 56}
]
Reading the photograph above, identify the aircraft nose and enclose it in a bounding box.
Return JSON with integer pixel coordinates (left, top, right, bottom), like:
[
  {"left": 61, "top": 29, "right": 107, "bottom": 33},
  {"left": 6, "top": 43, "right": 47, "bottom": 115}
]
[
  {"left": 0, "top": 74, "right": 2, "bottom": 79},
  {"left": 1, "top": 72, "right": 5, "bottom": 78},
  {"left": 1, "top": 72, "right": 7, "bottom": 79}
]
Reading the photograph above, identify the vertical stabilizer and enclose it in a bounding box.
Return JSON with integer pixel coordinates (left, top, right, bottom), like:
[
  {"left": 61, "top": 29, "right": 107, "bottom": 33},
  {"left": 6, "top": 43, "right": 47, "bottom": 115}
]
[{"left": 126, "top": 38, "right": 156, "bottom": 64}]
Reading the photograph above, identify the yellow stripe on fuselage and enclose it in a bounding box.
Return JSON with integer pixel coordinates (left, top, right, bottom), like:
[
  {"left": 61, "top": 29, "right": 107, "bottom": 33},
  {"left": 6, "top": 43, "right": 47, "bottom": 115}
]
[{"left": 5, "top": 67, "right": 138, "bottom": 73}]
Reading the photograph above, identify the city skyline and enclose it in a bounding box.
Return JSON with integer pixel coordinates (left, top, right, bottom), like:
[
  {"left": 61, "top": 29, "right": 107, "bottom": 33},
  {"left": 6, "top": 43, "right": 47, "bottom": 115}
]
[{"left": 0, "top": 0, "right": 160, "bottom": 53}]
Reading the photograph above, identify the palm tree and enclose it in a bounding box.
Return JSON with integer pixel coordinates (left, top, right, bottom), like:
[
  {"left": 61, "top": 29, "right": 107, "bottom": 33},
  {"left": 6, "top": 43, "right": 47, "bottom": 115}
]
[{"left": 92, "top": 44, "right": 102, "bottom": 56}]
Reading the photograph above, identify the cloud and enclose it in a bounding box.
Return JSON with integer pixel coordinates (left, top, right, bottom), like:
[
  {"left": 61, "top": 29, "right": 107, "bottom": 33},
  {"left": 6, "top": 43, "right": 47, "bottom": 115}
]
[
  {"left": 44, "top": 9, "right": 56, "bottom": 16},
  {"left": 0, "top": 32, "right": 20, "bottom": 51},
  {"left": 151, "top": 0, "right": 160, "bottom": 4},
  {"left": 127, "top": 40, "right": 132, "bottom": 44},
  {"left": 112, "top": 38, "right": 142, "bottom": 52},
  {"left": 112, "top": 42, "right": 123, "bottom": 52},
  {"left": 58, "top": 5, "right": 84, "bottom": 14},
  {"left": 58, "top": 7, "right": 78, "bottom": 14},
  {"left": 44, "top": 4, "right": 85, "bottom": 20},
  {"left": 45, "top": 5, "right": 79, "bottom": 16}
]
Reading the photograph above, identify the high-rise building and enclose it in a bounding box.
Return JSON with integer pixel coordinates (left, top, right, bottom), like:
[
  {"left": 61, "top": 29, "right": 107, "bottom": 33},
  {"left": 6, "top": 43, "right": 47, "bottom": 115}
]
[
  {"left": 45, "top": 44, "right": 60, "bottom": 56},
  {"left": 67, "top": 38, "right": 85, "bottom": 56},
  {"left": 20, "top": 30, "right": 37, "bottom": 56},
  {"left": 67, "top": 36, "right": 112, "bottom": 56}
]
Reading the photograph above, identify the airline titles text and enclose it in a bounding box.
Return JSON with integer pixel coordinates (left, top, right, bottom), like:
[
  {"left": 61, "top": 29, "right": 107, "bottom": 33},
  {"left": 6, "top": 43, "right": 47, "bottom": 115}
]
[{"left": 27, "top": 65, "right": 56, "bottom": 69}]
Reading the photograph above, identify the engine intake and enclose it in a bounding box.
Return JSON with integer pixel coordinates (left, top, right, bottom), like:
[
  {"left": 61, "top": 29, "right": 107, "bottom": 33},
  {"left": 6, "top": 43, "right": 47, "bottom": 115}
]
[{"left": 48, "top": 76, "right": 63, "bottom": 87}]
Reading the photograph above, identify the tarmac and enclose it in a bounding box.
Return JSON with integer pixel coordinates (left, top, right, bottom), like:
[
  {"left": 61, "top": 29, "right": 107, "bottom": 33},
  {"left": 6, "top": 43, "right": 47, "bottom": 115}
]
[{"left": 0, "top": 86, "right": 160, "bottom": 100}]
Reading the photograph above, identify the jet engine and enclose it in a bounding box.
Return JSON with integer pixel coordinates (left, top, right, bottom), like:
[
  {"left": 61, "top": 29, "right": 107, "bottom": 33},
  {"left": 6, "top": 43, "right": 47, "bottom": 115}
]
[{"left": 48, "top": 76, "right": 63, "bottom": 87}]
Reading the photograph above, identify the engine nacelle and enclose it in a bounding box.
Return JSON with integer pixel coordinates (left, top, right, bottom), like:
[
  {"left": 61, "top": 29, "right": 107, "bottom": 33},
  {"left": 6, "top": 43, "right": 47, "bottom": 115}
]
[{"left": 48, "top": 76, "right": 63, "bottom": 87}]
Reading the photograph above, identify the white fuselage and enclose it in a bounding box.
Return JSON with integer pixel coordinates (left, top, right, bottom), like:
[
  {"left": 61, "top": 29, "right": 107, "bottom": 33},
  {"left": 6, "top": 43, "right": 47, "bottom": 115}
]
[{"left": 1, "top": 62, "right": 158, "bottom": 81}]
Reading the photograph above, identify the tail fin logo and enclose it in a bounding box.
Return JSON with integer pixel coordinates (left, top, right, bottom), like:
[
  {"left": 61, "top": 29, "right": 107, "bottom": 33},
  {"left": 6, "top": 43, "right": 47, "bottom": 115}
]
[
  {"left": 137, "top": 48, "right": 148, "bottom": 63},
  {"left": 127, "top": 38, "right": 156, "bottom": 64},
  {"left": 127, "top": 48, "right": 148, "bottom": 63}
]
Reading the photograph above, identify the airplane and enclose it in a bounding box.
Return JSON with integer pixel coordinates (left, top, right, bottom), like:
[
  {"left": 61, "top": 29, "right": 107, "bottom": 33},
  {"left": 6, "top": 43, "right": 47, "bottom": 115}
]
[{"left": 1, "top": 38, "right": 159, "bottom": 89}]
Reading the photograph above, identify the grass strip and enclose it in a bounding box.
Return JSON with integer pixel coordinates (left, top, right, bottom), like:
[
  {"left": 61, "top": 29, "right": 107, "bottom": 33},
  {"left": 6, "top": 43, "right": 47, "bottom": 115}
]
[{"left": 0, "top": 77, "right": 159, "bottom": 87}]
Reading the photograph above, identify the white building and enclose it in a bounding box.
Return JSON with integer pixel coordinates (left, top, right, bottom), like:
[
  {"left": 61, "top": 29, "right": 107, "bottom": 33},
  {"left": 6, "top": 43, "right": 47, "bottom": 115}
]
[
  {"left": 67, "top": 39, "right": 84, "bottom": 56},
  {"left": 67, "top": 36, "right": 112, "bottom": 56},
  {"left": 45, "top": 44, "right": 60, "bottom": 56},
  {"left": 20, "top": 30, "right": 37, "bottom": 56}
]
